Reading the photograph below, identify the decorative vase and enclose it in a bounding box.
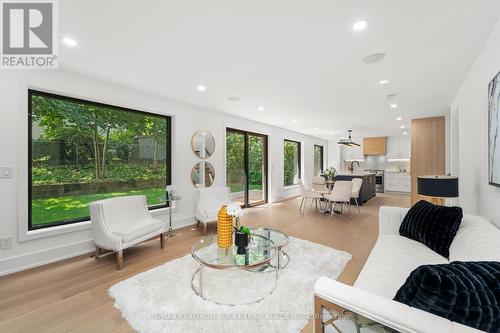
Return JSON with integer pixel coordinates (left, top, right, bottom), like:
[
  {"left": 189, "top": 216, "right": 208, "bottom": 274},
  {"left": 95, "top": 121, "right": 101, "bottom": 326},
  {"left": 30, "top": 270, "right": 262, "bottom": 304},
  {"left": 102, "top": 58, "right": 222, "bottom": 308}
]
[
  {"left": 234, "top": 231, "right": 249, "bottom": 255},
  {"left": 217, "top": 205, "right": 233, "bottom": 248}
]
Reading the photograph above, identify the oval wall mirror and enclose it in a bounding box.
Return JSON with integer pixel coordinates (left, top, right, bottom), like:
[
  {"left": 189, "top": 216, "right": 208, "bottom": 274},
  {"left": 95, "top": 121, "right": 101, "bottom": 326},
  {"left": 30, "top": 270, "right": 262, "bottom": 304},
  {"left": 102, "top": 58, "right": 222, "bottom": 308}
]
[
  {"left": 191, "top": 161, "right": 215, "bottom": 188},
  {"left": 191, "top": 130, "right": 215, "bottom": 158}
]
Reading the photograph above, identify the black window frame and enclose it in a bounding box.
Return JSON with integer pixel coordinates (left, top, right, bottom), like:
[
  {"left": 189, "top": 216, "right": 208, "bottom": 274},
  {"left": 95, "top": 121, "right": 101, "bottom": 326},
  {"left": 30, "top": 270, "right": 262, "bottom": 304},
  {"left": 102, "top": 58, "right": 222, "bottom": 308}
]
[
  {"left": 314, "top": 144, "right": 324, "bottom": 176},
  {"left": 226, "top": 127, "right": 269, "bottom": 207},
  {"left": 28, "top": 89, "right": 172, "bottom": 231},
  {"left": 283, "top": 139, "right": 302, "bottom": 186}
]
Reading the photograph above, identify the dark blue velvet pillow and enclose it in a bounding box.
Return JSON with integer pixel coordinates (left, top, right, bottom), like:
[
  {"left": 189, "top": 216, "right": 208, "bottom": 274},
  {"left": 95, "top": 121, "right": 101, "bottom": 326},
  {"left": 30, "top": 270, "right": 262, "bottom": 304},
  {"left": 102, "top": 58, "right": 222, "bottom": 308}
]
[
  {"left": 400, "top": 200, "right": 463, "bottom": 258},
  {"left": 394, "top": 261, "right": 500, "bottom": 333}
]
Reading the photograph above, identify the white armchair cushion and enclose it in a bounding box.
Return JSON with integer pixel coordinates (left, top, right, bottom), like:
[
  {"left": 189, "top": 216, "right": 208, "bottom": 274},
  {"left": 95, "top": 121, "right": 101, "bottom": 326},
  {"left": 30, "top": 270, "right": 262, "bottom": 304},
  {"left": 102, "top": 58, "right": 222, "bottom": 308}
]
[
  {"left": 194, "top": 187, "right": 231, "bottom": 223},
  {"left": 202, "top": 208, "right": 219, "bottom": 221},
  {"left": 90, "top": 195, "right": 166, "bottom": 251},
  {"left": 109, "top": 218, "right": 162, "bottom": 243}
]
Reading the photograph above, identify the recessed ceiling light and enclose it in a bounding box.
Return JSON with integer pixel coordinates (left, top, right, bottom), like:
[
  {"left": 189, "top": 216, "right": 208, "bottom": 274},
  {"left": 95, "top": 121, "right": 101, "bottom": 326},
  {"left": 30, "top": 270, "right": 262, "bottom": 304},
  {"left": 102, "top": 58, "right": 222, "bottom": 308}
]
[
  {"left": 314, "top": 127, "right": 319, "bottom": 130},
  {"left": 197, "top": 85, "right": 206, "bottom": 92},
  {"left": 390, "top": 103, "right": 398, "bottom": 108},
  {"left": 62, "top": 37, "right": 77, "bottom": 47},
  {"left": 364, "top": 53, "right": 386, "bottom": 64},
  {"left": 228, "top": 96, "right": 240, "bottom": 102},
  {"left": 353, "top": 20, "right": 368, "bottom": 31},
  {"left": 379, "top": 80, "right": 389, "bottom": 85},
  {"left": 396, "top": 117, "right": 402, "bottom": 121},
  {"left": 403, "top": 131, "right": 408, "bottom": 135},
  {"left": 400, "top": 125, "right": 406, "bottom": 129},
  {"left": 292, "top": 119, "right": 298, "bottom": 123},
  {"left": 258, "top": 106, "right": 265, "bottom": 111}
]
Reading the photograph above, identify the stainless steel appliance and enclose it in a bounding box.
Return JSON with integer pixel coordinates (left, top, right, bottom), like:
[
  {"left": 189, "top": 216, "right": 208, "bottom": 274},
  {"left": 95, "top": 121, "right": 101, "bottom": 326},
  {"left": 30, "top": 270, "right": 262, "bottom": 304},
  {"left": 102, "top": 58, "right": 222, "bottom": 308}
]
[{"left": 366, "top": 169, "right": 385, "bottom": 193}]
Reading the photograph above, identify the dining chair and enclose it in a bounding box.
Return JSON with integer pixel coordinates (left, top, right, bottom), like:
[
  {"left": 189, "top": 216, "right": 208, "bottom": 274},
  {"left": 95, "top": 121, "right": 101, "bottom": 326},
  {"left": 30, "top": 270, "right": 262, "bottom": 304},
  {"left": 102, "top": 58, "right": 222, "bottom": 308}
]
[
  {"left": 351, "top": 178, "right": 363, "bottom": 214},
  {"left": 298, "top": 180, "right": 323, "bottom": 214},
  {"left": 312, "top": 176, "right": 330, "bottom": 194},
  {"left": 325, "top": 181, "right": 353, "bottom": 219}
]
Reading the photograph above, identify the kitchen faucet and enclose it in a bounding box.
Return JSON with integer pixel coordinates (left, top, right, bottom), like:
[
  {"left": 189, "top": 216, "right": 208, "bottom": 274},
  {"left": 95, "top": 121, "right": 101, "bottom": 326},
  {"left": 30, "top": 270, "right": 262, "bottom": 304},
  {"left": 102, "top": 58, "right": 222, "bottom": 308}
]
[{"left": 348, "top": 160, "right": 360, "bottom": 174}]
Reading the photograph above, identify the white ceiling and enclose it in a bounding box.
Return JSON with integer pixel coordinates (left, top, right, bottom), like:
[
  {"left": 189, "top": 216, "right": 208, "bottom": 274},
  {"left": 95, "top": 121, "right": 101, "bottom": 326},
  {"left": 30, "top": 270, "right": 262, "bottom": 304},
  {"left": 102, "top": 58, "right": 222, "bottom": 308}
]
[{"left": 58, "top": 0, "right": 500, "bottom": 139}]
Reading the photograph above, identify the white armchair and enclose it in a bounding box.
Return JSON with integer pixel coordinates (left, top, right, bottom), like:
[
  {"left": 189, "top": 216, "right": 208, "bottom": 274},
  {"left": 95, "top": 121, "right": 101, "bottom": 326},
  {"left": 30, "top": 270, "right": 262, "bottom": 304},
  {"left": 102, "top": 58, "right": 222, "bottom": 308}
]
[
  {"left": 194, "top": 187, "right": 232, "bottom": 235},
  {"left": 89, "top": 195, "right": 167, "bottom": 270}
]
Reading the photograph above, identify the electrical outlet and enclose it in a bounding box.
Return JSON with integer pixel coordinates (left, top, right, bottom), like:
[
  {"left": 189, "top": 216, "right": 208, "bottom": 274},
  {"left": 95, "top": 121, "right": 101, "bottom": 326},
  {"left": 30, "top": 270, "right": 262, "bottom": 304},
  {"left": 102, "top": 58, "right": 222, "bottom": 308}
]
[
  {"left": 0, "top": 237, "right": 12, "bottom": 249},
  {"left": 0, "top": 166, "right": 13, "bottom": 179}
]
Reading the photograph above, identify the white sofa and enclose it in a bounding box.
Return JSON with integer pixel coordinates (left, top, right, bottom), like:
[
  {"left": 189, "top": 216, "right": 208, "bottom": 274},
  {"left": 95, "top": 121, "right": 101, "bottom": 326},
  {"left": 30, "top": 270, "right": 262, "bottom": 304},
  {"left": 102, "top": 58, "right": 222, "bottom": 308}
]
[
  {"left": 90, "top": 195, "right": 167, "bottom": 270},
  {"left": 194, "top": 187, "right": 232, "bottom": 235},
  {"left": 314, "top": 206, "right": 500, "bottom": 333}
]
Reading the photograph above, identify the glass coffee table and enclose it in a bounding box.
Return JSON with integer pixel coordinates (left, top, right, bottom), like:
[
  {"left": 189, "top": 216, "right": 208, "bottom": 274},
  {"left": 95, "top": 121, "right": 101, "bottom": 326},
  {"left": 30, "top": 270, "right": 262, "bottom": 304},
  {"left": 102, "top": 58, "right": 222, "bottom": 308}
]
[
  {"left": 191, "top": 233, "right": 278, "bottom": 305},
  {"left": 250, "top": 228, "right": 289, "bottom": 269}
]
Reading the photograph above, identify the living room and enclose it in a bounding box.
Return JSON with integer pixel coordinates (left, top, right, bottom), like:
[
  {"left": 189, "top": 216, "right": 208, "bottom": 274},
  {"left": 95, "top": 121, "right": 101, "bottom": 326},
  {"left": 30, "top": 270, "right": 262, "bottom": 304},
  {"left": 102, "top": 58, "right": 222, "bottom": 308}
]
[{"left": 1, "top": 1, "right": 500, "bottom": 333}]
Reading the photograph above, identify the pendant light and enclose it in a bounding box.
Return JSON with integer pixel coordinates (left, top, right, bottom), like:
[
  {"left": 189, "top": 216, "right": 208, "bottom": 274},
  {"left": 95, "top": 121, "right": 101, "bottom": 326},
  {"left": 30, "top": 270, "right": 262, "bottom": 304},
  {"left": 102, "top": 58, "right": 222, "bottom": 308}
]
[{"left": 337, "top": 130, "right": 361, "bottom": 147}]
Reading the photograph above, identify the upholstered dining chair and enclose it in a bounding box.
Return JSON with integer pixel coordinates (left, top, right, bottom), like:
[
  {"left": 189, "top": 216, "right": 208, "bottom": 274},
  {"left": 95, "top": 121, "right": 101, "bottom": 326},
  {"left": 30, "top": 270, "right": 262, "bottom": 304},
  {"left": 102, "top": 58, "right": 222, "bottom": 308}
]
[
  {"left": 298, "top": 180, "right": 323, "bottom": 214},
  {"left": 324, "top": 181, "right": 353, "bottom": 219},
  {"left": 90, "top": 195, "right": 167, "bottom": 270},
  {"left": 351, "top": 178, "right": 363, "bottom": 214},
  {"left": 312, "top": 176, "right": 330, "bottom": 194}
]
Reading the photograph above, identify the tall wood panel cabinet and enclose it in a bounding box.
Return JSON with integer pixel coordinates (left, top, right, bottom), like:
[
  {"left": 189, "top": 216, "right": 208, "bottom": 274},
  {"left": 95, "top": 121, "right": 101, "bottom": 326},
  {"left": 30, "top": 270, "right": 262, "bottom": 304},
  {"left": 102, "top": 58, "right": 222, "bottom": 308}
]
[{"left": 410, "top": 117, "right": 446, "bottom": 204}]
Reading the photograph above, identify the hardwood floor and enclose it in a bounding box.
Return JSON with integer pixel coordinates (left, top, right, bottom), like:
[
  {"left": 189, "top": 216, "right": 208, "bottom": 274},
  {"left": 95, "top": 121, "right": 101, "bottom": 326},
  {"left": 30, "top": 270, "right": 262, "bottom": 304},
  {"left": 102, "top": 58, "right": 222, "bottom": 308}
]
[{"left": 0, "top": 193, "right": 410, "bottom": 333}]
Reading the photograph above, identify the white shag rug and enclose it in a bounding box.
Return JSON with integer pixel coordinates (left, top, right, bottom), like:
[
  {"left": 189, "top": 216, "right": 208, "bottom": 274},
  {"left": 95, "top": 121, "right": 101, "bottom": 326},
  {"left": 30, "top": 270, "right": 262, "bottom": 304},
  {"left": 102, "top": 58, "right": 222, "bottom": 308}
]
[{"left": 109, "top": 236, "right": 352, "bottom": 333}]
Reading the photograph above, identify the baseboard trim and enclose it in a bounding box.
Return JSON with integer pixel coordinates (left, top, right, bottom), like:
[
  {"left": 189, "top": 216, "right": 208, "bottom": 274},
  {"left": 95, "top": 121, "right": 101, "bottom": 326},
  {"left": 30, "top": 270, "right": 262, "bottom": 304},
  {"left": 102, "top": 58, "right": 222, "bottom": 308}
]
[
  {"left": 0, "top": 215, "right": 197, "bottom": 277},
  {"left": 0, "top": 239, "right": 95, "bottom": 277}
]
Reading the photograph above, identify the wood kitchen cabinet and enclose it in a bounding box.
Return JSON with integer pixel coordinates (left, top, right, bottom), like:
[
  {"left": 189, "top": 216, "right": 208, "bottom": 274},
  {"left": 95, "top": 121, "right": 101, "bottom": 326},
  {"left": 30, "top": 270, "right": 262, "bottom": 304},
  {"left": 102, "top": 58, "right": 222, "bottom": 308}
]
[{"left": 363, "top": 137, "right": 386, "bottom": 155}]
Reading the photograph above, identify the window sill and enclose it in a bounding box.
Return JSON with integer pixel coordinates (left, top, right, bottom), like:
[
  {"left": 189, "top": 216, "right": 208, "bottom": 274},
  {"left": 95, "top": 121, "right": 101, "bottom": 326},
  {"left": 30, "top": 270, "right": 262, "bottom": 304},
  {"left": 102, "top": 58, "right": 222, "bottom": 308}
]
[
  {"left": 19, "top": 207, "right": 177, "bottom": 242},
  {"left": 283, "top": 185, "right": 300, "bottom": 189},
  {"left": 21, "top": 220, "right": 92, "bottom": 242}
]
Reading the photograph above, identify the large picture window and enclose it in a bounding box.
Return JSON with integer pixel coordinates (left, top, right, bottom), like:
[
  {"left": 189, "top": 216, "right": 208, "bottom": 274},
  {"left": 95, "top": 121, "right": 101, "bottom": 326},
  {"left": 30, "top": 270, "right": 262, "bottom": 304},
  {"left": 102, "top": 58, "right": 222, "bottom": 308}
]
[
  {"left": 29, "top": 90, "right": 171, "bottom": 230},
  {"left": 314, "top": 145, "right": 324, "bottom": 176},
  {"left": 283, "top": 139, "right": 301, "bottom": 186}
]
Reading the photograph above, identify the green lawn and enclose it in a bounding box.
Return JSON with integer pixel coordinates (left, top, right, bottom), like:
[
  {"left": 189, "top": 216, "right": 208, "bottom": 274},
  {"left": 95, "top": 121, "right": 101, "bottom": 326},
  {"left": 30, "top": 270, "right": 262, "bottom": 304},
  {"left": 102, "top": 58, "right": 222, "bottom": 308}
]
[{"left": 31, "top": 187, "right": 165, "bottom": 226}]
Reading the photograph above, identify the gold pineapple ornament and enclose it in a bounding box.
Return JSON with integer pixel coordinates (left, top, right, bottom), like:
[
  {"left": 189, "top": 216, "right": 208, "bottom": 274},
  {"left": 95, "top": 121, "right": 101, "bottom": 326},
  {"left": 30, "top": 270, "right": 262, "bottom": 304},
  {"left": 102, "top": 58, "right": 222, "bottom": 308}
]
[{"left": 217, "top": 205, "right": 233, "bottom": 248}]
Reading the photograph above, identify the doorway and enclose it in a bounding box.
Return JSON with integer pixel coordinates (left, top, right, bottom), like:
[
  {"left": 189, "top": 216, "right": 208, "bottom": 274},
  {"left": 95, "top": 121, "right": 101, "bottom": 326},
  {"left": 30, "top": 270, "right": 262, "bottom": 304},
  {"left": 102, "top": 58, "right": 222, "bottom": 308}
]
[{"left": 226, "top": 128, "right": 268, "bottom": 207}]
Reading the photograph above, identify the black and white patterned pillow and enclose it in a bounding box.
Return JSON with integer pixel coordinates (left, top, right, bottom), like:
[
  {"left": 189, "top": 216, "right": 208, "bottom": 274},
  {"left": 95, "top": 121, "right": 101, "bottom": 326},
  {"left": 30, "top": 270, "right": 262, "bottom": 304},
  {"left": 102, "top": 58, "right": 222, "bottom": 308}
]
[{"left": 399, "top": 200, "right": 462, "bottom": 258}]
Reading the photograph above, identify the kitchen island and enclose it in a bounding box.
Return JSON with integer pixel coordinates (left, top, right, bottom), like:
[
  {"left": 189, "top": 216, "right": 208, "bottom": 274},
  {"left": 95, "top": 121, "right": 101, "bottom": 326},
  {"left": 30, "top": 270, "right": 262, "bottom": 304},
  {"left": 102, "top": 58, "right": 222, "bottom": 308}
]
[{"left": 334, "top": 172, "right": 376, "bottom": 205}]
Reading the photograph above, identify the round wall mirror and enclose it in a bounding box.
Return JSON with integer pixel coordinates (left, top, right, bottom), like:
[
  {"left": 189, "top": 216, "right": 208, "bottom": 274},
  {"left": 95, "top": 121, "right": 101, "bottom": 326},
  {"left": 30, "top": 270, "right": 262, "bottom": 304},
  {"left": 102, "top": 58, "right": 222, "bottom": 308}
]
[
  {"left": 191, "top": 130, "right": 215, "bottom": 158},
  {"left": 191, "top": 161, "right": 215, "bottom": 188}
]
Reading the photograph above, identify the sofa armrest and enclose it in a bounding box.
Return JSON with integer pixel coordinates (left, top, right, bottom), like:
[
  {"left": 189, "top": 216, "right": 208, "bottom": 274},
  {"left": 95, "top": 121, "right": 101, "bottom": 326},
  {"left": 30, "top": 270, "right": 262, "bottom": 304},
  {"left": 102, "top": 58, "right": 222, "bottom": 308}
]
[
  {"left": 314, "top": 277, "right": 471, "bottom": 333},
  {"left": 379, "top": 206, "right": 409, "bottom": 235}
]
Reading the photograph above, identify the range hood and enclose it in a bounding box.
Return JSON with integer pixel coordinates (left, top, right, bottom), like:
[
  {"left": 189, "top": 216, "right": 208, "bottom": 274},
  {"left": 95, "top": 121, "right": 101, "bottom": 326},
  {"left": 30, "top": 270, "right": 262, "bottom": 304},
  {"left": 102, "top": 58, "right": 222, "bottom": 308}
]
[{"left": 337, "top": 130, "right": 361, "bottom": 147}]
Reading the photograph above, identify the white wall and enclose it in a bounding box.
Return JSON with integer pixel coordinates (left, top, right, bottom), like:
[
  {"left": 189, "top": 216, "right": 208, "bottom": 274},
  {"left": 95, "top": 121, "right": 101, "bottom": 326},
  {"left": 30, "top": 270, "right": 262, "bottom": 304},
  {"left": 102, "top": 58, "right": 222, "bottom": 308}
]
[
  {"left": 451, "top": 18, "right": 500, "bottom": 227},
  {"left": 327, "top": 139, "right": 341, "bottom": 170},
  {"left": 0, "top": 70, "right": 327, "bottom": 275}
]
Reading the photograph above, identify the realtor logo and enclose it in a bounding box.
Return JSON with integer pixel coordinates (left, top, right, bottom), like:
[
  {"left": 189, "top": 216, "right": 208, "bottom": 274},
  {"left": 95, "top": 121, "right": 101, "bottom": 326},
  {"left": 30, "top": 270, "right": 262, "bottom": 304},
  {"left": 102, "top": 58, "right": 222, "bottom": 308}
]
[{"left": 1, "top": 0, "right": 58, "bottom": 69}]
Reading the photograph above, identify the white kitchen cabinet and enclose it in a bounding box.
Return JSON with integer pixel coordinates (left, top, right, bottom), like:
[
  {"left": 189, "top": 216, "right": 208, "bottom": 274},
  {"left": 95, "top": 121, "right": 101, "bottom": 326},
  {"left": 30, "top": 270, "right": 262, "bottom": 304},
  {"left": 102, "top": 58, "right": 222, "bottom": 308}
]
[
  {"left": 398, "top": 173, "right": 411, "bottom": 192},
  {"left": 385, "top": 172, "right": 399, "bottom": 191},
  {"left": 386, "top": 137, "right": 411, "bottom": 159},
  {"left": 384, "top": 172, "right": 411, "bottom": 193}
]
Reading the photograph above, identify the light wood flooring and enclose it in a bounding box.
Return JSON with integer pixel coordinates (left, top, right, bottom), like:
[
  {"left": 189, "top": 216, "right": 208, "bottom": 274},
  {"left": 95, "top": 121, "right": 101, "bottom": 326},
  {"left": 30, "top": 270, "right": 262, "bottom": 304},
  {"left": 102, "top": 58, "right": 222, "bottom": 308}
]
[{"left": 0, "top": 193, "right": 410, "bottom": 333}]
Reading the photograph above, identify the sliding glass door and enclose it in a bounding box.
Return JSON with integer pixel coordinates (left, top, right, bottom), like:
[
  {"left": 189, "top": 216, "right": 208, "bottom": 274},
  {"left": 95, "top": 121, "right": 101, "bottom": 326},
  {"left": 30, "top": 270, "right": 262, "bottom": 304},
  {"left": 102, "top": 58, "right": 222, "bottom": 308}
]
[{"left": 226, "top": 128, "right": 268, "bottom": 207}]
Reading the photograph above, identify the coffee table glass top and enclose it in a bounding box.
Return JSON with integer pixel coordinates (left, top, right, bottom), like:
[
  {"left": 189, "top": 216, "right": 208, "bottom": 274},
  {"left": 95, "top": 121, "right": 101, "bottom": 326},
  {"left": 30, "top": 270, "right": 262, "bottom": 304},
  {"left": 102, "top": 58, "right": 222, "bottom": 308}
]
[
  {"left": 191, "top": 233, "right": 276, "bottom": 269},
  {"left": 250, "top": 228, "right": 289, "bottom": 249}
]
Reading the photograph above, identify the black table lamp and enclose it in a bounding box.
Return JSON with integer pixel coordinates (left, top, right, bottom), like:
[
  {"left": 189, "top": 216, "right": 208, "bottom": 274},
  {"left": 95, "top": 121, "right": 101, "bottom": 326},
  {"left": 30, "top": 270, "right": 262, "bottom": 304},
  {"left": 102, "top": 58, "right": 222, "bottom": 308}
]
[{"left": 417, "top": 176, "right": 459, "bottom": 205}]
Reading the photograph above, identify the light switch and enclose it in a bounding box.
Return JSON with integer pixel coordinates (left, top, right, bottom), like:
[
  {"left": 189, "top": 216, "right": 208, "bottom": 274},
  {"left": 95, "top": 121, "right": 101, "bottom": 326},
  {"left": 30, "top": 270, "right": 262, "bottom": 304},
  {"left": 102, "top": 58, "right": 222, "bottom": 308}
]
[{"left": 0, "top": 166, "right": 13, "bottom": 179}]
